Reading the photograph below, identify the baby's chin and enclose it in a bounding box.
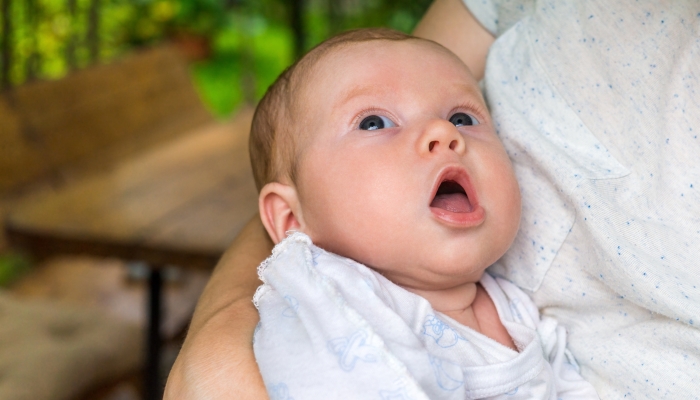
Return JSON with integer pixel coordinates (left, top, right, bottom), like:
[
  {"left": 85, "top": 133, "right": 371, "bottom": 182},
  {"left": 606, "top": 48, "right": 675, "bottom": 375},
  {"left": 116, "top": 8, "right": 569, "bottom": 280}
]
[
  {"left": 312, "top": 228, "right": 494, "bottom": 288},
  {"left": 369, "top": 258, "right": 487, "bottom": 291}
]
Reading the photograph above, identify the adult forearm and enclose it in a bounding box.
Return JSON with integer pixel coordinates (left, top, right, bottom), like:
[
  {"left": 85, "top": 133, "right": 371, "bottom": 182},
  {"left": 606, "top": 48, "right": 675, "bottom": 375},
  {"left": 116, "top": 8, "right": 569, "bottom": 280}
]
[
  {"left": 165, "top": 215, "right": 273, "bottom": 399},
  {"left": 413, "top": 0, "right": 494, "bottom": 81},
  {"left": 188, "top": 215, "right": 272, "bottom": 336}
]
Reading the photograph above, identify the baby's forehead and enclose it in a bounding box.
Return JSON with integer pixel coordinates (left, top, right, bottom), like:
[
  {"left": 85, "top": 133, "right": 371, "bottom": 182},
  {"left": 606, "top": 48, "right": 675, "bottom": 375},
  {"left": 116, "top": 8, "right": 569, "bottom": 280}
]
[
  {"left": 298, "top": 39, "right": 480, "bottom": 107},
  {"left": 297, "top": 39, "right": 472, "bottom": 98},
  {"left": 316, "top": 39, "right": 453, "bottom": 70}
]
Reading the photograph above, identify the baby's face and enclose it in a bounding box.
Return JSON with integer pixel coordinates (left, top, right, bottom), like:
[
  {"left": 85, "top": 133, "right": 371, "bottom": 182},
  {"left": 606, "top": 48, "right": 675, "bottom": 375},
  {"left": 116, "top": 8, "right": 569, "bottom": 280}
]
[{"left": 295, "top": 40, "right": 521, "bottom": 290}]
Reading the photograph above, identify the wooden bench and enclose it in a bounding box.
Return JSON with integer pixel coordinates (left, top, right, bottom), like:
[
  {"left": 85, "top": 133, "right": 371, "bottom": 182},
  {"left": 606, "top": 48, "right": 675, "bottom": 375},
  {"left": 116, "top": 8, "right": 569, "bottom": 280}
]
[
  {"left": 0, "top": 44, "right": 212, "bottom": 200},
  {"left": 0, "top": 44, "right": 259, "bottom": 399}
]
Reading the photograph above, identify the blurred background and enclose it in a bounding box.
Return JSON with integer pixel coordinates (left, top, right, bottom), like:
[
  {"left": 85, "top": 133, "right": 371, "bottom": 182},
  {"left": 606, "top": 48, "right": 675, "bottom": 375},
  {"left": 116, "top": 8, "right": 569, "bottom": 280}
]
[
  {"left": 0, "top": 0, "right": 433, "bottom": 115},
  {"left": 0, "top": 0, "right": 431, "bottom": 399}
]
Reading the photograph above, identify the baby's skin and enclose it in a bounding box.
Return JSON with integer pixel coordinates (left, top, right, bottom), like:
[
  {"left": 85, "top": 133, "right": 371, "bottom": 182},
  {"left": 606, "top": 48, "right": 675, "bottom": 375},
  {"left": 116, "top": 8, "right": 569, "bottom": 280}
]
[{"left": 258, "top": 38, "right": 522, "bottom": 349}]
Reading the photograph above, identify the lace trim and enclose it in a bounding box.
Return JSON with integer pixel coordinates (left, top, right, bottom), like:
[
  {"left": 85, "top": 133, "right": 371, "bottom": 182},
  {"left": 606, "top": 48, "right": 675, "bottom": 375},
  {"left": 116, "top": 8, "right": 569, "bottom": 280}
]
[{"left": 252, "top": 231, "right": 310, "bottom": 308}]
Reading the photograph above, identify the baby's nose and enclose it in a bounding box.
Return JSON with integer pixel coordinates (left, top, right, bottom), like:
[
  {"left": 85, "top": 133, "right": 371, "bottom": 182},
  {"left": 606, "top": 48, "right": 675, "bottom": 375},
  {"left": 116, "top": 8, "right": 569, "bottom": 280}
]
[{"left": 417, "top": 119, "right": 466, "bottom": 156}]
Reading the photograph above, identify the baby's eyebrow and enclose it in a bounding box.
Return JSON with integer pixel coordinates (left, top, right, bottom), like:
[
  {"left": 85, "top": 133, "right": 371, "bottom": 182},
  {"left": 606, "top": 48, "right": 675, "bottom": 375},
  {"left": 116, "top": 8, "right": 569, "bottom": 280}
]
[
  {"left": 336, "top": 84, "right": 389, "bottom": 106},
  {"left": 333, "top": 81, "right": 486, "bottom": 116},
  {"left": 453, "top": 83, "right": 485, "bottom": 102}
]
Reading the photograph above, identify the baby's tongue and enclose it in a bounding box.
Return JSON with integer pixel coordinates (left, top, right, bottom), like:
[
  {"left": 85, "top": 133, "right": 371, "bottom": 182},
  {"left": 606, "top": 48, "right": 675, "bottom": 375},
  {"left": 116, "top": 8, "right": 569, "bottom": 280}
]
[{"left": 430, "top": 193, "right": 472, "bottom": 213}]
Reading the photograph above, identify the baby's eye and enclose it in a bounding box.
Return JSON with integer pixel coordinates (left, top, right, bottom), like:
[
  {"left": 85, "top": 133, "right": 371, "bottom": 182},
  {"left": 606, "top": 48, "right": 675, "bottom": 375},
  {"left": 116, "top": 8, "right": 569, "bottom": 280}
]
[
  {"left": 449, "top": 112, "right": 479, "bottom": 127},
  {"left": 359, "top": 115, "right": 396, "bottom": 131}
]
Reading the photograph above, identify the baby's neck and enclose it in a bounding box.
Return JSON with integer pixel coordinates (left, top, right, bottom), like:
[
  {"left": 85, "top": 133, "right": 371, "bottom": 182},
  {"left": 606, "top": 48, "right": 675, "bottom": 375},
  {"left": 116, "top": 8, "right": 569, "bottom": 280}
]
[
  {"left": 408, "top": 282, "right": 479, "bottom": 328},
  {"left": 407, "top": 281, "right": 516, "bottom": 350},
  {"left": 406, "top": 282, "right": 477, "bottom": 322}
]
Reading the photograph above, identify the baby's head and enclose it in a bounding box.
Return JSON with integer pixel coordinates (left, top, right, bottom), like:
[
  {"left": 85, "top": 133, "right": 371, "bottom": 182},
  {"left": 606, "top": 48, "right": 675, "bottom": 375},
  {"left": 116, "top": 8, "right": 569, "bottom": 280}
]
[{"left": 250, "top": 28, "right": 521, "bottom": 290}]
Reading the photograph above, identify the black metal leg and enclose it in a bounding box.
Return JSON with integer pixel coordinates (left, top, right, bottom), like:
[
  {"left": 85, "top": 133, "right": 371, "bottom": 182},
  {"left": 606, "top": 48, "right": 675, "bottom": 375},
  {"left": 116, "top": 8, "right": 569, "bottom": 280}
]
[{"left": 145, "top": 267, "right": 163, "bottom": 400}]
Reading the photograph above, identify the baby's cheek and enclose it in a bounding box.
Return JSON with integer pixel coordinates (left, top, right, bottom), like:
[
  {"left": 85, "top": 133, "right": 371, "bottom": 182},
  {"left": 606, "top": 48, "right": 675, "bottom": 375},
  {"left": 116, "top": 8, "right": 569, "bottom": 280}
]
[
  {"left": 492, "top": 180, "right": 522, "bottom": 256},
  {"left": 301, "top": 188, "right": 370, "bottom": 251}
]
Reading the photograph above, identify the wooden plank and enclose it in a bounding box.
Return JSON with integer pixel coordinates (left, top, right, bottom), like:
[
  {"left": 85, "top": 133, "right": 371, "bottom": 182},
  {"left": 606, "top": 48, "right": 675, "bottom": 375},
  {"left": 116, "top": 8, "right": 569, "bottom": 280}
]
[
  {"left": 8, "top": 121, "right": 242, "bottom": 239},
  {"left": 4, "top": 227, "right": 222, "bottom": 268},
  {"left": 5, "top": 107, "right": 257, "bottom": 268},
  {"left": 12, "top": 46, "right": 189, "bottom": 112},
  {"left": 0, "top": 97, "right": 48, "bottom": 191},
  {"left": 143, "top": 148, "right": 258, "bottom": 251},
  {"left": 1, "top": 45, "right": 212, "bottom": 193}
]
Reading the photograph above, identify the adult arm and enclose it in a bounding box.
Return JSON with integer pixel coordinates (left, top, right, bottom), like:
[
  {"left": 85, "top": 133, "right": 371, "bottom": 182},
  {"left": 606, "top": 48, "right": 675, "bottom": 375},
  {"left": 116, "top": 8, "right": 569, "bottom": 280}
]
[
  {"left": 164, "top": 216, "right": 272, "bottom": 399},
  {"left": 413, "top": 0, "right": 494, "bottom": 81}
]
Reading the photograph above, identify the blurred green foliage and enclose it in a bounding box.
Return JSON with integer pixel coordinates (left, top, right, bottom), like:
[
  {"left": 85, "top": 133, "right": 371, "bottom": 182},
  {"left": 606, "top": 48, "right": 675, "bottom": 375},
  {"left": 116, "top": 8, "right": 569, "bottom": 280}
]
[
  {"left": 1, "top": 0, "right": 432, "bottom": 117},
  {"left": 0, "top": 252, "right": 31, "bottom": 287},
  {"left": 192, "top": 0, "right": 433, "bottom": 117}
]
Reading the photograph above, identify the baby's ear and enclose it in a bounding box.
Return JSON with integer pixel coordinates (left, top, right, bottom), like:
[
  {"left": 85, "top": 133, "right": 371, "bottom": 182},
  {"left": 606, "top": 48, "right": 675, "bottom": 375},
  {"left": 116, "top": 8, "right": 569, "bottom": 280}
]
[{"left": 258, "top": 182, "right": 304, "bottom": 244}]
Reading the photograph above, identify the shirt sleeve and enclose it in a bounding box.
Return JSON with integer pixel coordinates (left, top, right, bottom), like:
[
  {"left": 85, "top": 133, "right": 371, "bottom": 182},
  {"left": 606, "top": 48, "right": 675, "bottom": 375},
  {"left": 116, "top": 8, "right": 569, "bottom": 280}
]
[{"left": 461, "top": 0, "right": 536, "bottom": 36}]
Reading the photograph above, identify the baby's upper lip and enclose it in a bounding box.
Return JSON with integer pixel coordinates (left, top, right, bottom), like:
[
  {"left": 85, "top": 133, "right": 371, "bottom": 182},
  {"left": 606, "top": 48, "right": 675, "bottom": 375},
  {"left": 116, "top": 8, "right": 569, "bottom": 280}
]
[{"left": 429, "top": 165, "right": 479, "bottom": 208}]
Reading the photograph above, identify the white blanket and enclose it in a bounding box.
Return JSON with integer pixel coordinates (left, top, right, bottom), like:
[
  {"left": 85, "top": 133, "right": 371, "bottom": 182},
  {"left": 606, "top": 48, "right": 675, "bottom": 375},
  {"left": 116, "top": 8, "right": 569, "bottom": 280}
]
[{"left": 253, "top": 233, "right": 598, "bottom": 399}]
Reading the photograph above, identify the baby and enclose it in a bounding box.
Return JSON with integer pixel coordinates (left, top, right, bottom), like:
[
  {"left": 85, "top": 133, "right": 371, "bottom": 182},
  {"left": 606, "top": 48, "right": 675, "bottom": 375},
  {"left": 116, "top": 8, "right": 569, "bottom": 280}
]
[{"left": 249, "top": 28, "right": 597, "bottom": 399}]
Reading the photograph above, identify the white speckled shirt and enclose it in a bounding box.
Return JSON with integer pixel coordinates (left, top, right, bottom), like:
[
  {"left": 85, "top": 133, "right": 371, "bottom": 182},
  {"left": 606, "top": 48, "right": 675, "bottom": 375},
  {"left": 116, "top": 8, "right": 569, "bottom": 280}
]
[{"left": 463, "top": 0, "right": 700, "bottom": 397}]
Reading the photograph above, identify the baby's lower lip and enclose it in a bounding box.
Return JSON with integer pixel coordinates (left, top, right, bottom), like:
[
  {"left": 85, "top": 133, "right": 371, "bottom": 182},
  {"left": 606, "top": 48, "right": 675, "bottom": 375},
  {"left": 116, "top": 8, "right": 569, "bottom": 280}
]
[{"left": 430, "top": 205, "right": 485, "bottom": 227}]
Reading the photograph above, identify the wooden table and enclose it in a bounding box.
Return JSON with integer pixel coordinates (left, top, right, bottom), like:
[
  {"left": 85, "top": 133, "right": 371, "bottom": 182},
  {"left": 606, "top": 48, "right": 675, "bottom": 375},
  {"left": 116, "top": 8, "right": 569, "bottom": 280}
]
[{"left": 4, "top": 107, "right": 259, "bottom": 399}]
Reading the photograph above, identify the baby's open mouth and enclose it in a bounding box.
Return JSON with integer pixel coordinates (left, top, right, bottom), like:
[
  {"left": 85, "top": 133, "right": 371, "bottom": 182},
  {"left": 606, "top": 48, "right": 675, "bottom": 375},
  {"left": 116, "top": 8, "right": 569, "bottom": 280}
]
[
  {"left": 430, "top": 180, "right": 473, "bottom": 213},
  {"left": 429, "top": 166, "right": 484, "bottom": 226}
]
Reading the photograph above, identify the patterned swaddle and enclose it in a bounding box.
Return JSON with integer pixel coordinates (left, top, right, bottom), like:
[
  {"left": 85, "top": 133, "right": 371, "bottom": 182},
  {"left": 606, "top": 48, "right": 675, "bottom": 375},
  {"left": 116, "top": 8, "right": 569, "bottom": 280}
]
[{"left": 253, "top": 233, "right": 598, "bottom": 399}]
